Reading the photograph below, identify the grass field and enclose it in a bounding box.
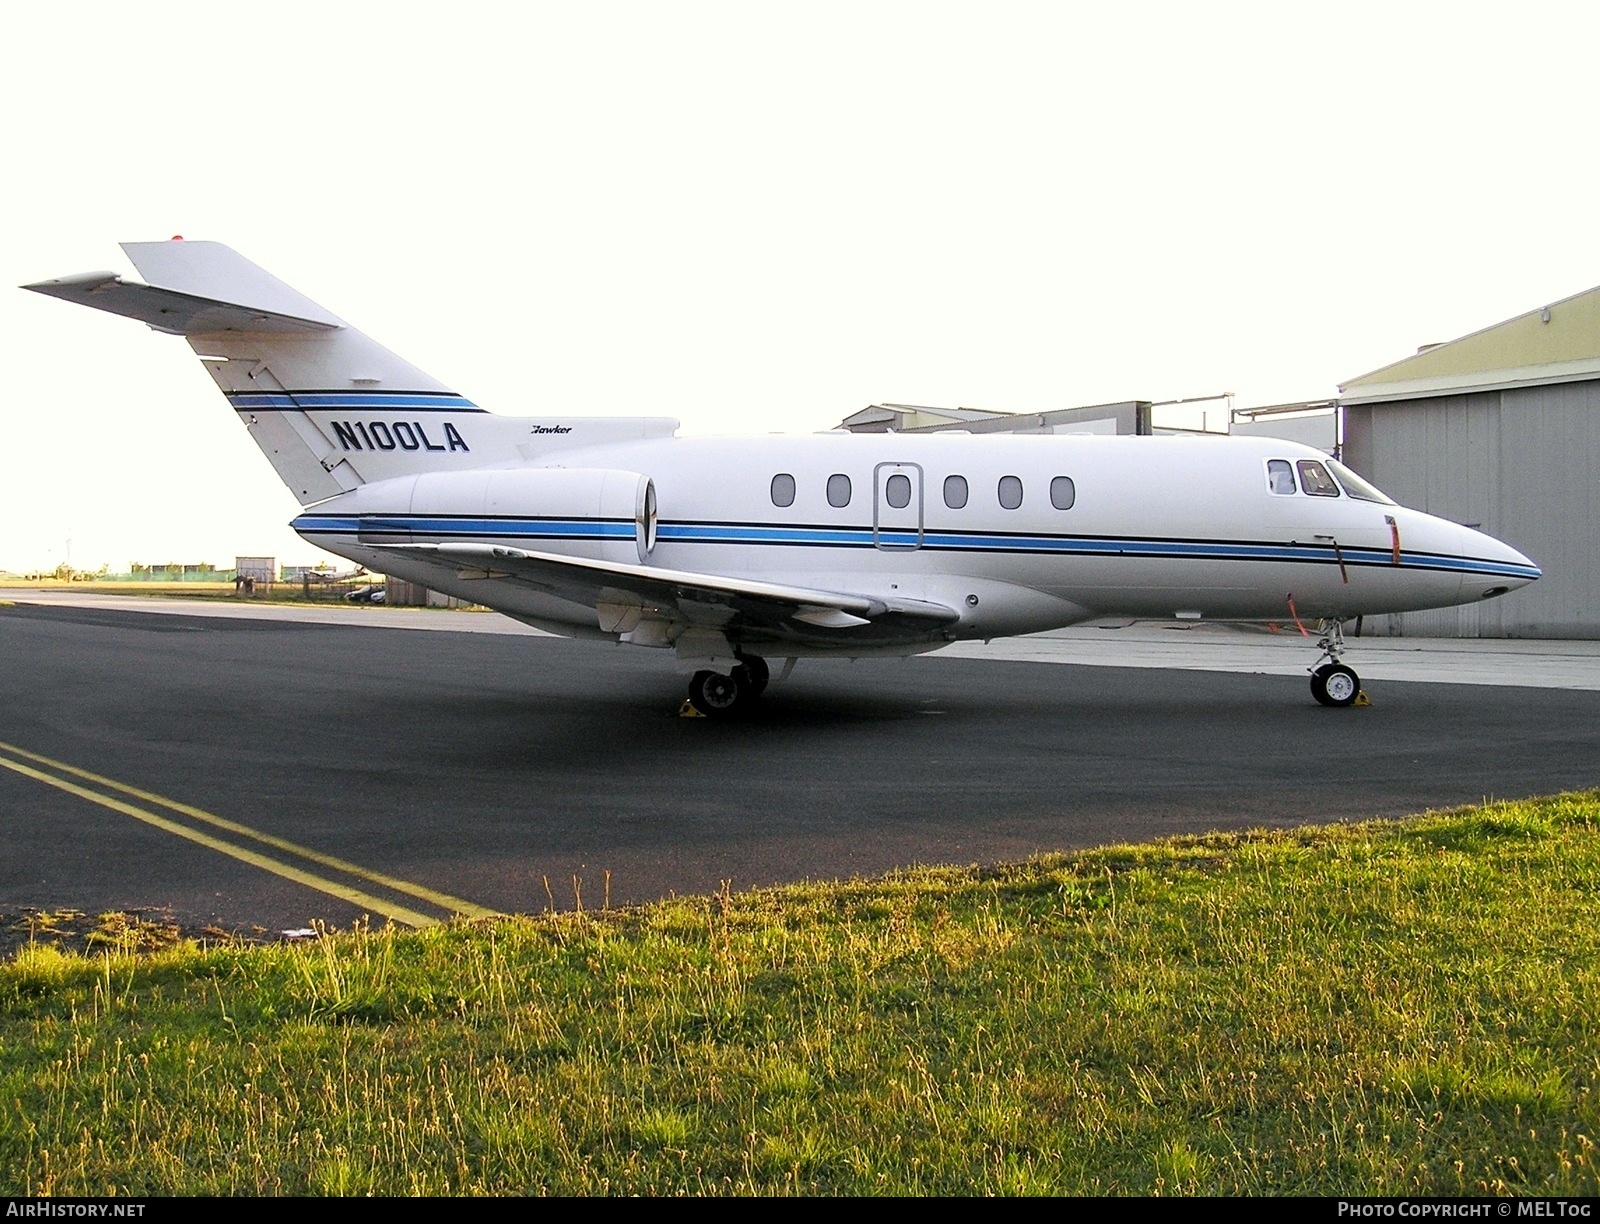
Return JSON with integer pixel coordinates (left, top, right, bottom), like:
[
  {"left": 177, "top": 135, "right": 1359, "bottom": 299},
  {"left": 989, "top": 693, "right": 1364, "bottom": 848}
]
[{"left": 3, "top": 794, "right": 1598, "bottom": 1196}]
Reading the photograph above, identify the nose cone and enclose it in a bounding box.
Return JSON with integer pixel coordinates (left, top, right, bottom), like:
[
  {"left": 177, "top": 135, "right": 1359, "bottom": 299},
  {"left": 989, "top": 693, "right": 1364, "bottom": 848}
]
[{"left": 1455, "top": 523, "right": 1541, "bottom": 597}]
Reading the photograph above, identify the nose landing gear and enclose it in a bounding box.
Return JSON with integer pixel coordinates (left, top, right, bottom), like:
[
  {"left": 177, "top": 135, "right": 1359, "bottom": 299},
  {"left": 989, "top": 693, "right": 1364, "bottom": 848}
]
[{"left": 1309, "top": 620, "right": 1365, "bottom": 707}]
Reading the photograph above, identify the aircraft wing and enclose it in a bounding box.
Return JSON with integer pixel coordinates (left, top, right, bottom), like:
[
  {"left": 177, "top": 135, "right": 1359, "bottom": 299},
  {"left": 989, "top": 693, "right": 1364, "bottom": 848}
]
[{"left": 380, "top": 542, "right": 960, "bottom": 644}]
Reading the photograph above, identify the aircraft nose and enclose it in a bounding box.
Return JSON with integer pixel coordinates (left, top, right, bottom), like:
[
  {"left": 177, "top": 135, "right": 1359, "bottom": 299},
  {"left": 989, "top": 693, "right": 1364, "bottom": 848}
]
[{"left": 1455, "top": 522, "right": 1541, "bottom": 596}]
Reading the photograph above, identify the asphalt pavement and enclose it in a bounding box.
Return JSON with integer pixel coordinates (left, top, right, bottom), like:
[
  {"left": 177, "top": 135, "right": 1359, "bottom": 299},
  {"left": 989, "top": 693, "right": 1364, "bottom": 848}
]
[{"left": 3, "top": 591, "right": 1597, "bottom": 944}]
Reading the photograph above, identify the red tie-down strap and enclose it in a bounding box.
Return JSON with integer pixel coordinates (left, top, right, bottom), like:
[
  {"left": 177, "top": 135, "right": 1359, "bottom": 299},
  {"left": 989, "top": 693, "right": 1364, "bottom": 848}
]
[{"left": 1385, "top": 515, "right": 1402, "bottom": 565}]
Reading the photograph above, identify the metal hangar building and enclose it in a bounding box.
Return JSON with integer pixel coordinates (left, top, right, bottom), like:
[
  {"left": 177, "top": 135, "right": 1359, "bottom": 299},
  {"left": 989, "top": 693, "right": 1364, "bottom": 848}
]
[{"left": 1339, "top": 284, "right": 1600, "bottom": 639}]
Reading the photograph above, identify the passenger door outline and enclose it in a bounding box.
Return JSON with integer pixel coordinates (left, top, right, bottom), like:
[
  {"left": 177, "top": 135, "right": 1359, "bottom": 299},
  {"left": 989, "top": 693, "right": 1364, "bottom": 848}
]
[{"left": 873, "top": 462, "right": 923, "bottom": 550}]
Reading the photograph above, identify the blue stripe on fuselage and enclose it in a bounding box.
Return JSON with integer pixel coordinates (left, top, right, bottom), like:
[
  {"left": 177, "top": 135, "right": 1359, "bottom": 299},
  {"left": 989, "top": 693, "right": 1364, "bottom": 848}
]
[{"left": 289, "top": 513, "right": 1540, "bottom": 582}]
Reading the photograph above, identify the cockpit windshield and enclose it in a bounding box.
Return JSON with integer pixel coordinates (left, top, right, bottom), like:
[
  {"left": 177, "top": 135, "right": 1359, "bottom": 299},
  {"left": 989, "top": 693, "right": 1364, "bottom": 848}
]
[
  {"left": 1297, "top": 460, "right": 1341, "bottom": 497},
  {"left": 1327, "top": 459, "right": 1396, "bottom": 505}
]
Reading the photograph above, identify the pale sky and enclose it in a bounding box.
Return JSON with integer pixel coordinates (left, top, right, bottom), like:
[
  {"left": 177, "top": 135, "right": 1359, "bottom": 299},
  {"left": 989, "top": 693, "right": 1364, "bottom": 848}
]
[{"left": 5, "top": 1, "right": 1597, "bottom": 573}]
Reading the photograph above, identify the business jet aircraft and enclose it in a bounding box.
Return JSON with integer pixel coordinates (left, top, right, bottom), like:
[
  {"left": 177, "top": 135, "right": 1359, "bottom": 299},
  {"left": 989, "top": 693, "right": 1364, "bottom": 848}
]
[
  {"left": 304, "top": 566, "right": 367, "bottom": 584},
  {"left": 25, "top": 241, "right": 1541, "bottom": 715}
]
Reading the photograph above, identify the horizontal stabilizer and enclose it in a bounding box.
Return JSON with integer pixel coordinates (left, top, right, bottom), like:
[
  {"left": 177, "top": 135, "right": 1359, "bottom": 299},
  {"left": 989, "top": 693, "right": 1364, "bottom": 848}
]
[
  {"left": 24, "top": 240, "right": 345, "bottom": 336},
  {"left": 22, "top": 271, "right": 340, "bottom": 336}
]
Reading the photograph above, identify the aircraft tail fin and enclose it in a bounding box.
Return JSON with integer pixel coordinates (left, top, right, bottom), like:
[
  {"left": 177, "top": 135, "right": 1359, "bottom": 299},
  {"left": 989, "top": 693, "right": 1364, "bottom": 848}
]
[{"left": 24, "top": 240, "right": 479, "bottom": 504}]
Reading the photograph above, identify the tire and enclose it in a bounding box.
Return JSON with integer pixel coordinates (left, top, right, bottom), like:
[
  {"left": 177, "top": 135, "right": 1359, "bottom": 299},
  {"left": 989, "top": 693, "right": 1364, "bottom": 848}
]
[
  {"left": 1311, "top": 663, "right": 1360, "bottom": 707},
  {"left": 688, "top": 669, "right": 745, "bottom": 717}
]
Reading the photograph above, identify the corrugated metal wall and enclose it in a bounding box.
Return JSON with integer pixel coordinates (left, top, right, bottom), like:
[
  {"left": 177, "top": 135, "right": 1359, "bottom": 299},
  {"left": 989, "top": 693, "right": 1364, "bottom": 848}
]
[{"left": 1344, "top": 382, "right": 1600, "bottom": 638}]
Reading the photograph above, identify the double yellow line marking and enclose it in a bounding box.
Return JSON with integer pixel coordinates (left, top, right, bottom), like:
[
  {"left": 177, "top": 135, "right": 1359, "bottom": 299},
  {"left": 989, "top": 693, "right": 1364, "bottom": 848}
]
[{"left": 0, "top": 740, "right": 500, "bottom": 928}]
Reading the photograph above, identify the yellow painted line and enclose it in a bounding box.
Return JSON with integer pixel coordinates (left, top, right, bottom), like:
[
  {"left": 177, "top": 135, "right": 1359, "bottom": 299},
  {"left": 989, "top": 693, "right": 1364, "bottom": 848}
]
[
  {"left": 0, "top": 739, "right": 501, "bottom": 923},
  {"left": 0, "top": 739, "right": 499, "bottom": 920},
  {"left": 0, "top": 755, "right": 442, "bottom": 928}
]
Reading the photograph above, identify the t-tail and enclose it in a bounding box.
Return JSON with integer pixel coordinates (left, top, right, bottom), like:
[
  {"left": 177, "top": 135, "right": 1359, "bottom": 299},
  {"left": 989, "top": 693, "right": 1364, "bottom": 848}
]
[{"left": 24, "top": 239, "right": 678, "bottom": 503}]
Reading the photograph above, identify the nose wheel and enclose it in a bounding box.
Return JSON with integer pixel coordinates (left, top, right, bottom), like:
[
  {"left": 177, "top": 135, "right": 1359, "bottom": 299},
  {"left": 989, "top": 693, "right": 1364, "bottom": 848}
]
[
  {"left": 1308, "top": 620, "right": 1364, "bottom": 707},
  {"left": 1311, "top": 662, "right": 1361, "bottom": 707}
]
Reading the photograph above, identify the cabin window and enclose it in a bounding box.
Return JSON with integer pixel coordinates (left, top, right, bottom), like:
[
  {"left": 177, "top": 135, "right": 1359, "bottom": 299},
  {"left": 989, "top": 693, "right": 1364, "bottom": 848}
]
[
  {"left": 884, "top": 472, "right": 912, "bottom": 509},
  {"left": 771, "top": 473, "right": 796, "bottom": 508},
  {"left": 1297, "top": 460, "right": 1341, "bottom": 497},
  {"left": 943, "top": 475, "right": 968, "bottom": 509},
  {"left": 1050, "top": 476, "right": 1075, "bottom": 510},
  {"left": 1267, "top": 459, "right": 1296, "bottom": 495},
  {"left": 827, "top": 473, "right": 852, "bottom": 508},
  {"left": 998, "top": 475, "right": 1023, "bottom": 510}
]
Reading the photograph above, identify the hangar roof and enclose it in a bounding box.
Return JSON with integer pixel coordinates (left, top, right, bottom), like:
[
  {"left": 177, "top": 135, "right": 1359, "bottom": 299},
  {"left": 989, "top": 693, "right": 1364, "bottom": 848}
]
[
  {"left": 839, "top": 404, "right": 1009, "bottom": 432},
  {"left": 1339, "top": 283, "right": 1600, "bottom": 405}
]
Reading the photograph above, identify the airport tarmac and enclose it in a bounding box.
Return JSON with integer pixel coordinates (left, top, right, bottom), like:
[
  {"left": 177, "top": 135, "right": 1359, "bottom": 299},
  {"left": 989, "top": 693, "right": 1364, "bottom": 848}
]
[
  {"left": 14, "top": 587, "right": 1600, "bottom": 688},
  {"left": 3, "top": 590, "right": 1599, "bottom": 946}
]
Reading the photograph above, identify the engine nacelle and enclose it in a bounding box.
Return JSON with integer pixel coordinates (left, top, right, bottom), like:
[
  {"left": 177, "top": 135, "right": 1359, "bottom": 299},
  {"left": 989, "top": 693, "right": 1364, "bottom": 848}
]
[{"left": 334, "top": 466, "right": 658, "bottom": 564}]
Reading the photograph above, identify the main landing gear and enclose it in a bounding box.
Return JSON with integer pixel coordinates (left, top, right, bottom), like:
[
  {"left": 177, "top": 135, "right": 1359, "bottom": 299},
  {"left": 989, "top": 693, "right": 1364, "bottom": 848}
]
[
  {"left": 1309, "top": 620, "right": 1364, "bottom": 707},
  {"left": 686, "top": 655, "right": 770, "bottom": 717}
]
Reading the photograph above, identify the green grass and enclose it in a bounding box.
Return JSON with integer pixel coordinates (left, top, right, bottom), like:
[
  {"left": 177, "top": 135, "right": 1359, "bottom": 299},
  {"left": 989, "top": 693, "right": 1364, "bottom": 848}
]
[{"left": 3, "top": 793, "right": 1599, "bottom": 1195}]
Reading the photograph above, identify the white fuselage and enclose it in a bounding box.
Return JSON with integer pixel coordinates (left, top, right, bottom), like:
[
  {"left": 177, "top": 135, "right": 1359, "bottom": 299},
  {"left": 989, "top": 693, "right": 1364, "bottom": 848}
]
[{"left": 291, "top": 428, "right": 1539, "bottom": 656}]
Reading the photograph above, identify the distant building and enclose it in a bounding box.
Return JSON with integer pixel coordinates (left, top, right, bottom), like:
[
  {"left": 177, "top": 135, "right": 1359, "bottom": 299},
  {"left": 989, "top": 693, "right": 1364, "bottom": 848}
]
[
  {"left": 130, "top": 562, "right": 221, "bottom": 581},
  {"left": 839, "top": 400, "right": 1171, "bottom": 436},
  {"left": 384, "top": 578, "right": 474, "bottom": 609},
  {"left": 1229, "top": 401, "right": 1338, "bottom": 454},
  {"left": 234, "top": 556, "right": 276, "bottom": 584}
]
